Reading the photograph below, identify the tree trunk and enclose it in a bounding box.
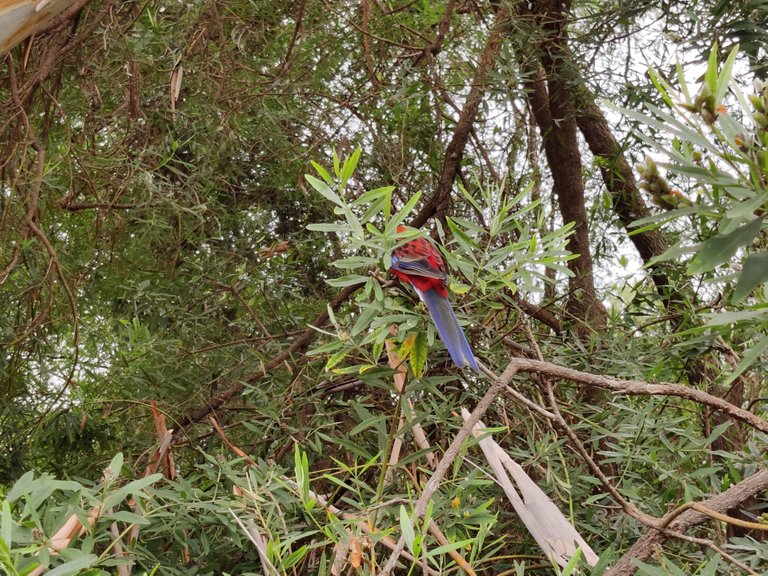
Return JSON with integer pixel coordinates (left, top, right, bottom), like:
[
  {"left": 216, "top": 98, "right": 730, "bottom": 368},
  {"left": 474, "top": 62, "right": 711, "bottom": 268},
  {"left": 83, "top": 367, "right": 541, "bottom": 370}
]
[{"left": 523, "top": 1, "right": 607, "bottom": 332}]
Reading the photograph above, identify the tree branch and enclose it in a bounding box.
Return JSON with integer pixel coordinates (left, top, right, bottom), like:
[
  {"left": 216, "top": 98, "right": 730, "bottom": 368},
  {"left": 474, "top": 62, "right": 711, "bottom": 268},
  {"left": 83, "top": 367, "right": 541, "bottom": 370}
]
[
  {"left": 411, "top": 2, "right": 511, "bottom": 227},
  {"left": 179, "top": 282, "right": 364, "bottom": 427}
]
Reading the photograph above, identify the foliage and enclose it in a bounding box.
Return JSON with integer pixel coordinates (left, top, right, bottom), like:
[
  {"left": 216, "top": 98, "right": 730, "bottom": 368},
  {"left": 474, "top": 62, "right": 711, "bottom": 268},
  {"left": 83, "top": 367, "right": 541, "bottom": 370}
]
[
  {"left": 305, "top": 151, "right": 574, "bottom": 375},
  {"left": 0, "top": 1, "right": 766, "bottom": 575},
  {"left": 616, "top": 42, "right": 768, "bottom": 383}
]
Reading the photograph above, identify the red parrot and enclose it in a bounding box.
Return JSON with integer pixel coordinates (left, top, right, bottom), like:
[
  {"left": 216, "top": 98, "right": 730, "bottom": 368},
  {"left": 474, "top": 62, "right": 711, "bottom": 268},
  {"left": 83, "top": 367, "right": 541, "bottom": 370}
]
[{"left": 390, "top": 225, "right": 479, "bottom": 371}]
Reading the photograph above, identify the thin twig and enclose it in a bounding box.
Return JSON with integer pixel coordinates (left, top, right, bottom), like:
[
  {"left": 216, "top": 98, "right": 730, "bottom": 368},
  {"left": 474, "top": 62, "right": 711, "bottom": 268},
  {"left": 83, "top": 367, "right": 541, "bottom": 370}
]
[
  {"left": 379, "top": 360, "right": 516, "bottom": 574},
  {"left": 505, "top": 357, "right": 768, "bottom": 434}
]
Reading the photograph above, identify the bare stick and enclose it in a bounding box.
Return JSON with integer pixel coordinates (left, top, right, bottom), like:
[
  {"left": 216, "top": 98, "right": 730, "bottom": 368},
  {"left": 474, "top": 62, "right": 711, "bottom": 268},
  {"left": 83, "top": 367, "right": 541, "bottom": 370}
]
[{"left": 379, "top": 360, "right": 518, "bottom": 574}]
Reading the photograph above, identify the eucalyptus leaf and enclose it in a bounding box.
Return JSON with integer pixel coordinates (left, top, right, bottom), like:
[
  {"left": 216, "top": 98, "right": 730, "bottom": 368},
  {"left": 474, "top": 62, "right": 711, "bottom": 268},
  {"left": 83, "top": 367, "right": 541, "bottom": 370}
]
[
  {"left": 732, "top": 251, "right": 768, "bottom": 302},
  {"left": 687, "top": 217, "right": 763, "bottom": 274}
]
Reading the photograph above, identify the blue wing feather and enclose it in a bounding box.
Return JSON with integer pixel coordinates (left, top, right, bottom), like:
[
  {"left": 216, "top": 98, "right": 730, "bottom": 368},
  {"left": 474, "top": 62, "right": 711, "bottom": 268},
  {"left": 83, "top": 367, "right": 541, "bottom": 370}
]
[{"left": 391, "top": 255, "right": 446, "bottom": 279}]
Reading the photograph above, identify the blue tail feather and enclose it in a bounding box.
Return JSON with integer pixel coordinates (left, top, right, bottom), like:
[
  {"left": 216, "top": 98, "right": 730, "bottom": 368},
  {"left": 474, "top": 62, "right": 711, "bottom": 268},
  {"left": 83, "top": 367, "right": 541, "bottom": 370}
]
[{"left": 415, "top": 288, "right": 479, "bottom": 371}]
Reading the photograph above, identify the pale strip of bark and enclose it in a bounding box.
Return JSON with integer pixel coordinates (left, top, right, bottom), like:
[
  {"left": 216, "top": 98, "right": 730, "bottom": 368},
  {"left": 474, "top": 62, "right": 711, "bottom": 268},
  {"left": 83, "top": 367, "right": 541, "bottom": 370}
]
[{"left": 463, "top": 409, "right": 599, "bottom": 568}]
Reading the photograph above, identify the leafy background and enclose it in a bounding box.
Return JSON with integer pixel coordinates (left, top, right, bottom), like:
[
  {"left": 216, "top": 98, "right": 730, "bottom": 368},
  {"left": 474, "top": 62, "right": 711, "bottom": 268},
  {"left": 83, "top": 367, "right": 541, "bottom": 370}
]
[{"left": 0, "top": 1, "right": 767, "bottom": 575}]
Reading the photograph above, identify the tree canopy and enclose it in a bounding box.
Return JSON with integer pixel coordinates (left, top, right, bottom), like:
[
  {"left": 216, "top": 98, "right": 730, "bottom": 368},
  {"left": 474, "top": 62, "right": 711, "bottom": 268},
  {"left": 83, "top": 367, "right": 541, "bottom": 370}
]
[{"left": 1, "top": 1, "right": 767, "bottom": 575}]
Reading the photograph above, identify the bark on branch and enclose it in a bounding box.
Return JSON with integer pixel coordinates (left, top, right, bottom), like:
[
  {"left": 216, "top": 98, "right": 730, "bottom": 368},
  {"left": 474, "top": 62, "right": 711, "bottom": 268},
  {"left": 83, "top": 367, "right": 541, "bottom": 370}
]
[
  {"left": 605, "top": 468, "right": 768, "bottom": 576},
  {"left": 411, "top": 3, "right": 511, "bottom": 227}
]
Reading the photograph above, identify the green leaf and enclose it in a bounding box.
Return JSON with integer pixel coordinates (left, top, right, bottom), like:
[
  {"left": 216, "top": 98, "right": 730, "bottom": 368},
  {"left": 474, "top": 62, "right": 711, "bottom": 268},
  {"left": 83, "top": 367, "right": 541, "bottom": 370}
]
[
  {"left": 703, "top": 309, "right": 767, "bottom": 325},
  {"left": 426, "top": 538, "right": 475, "bottom": 558},
  {"left": 648, "top": 68, "right": 674, "bottom": 108},
  {"left": 311, "top": 160, "right": 333, "bottom": 184},
  {"left": 446, "top": 217, "right": 479, "bottom": 255},
  {"left": 326, "top": 274, "right": 368, "bottom": 287},
  {"left": 294, "top": 444, "right": 310, "bottom": 503},
  {"left": 46, "top": 555, "right": 98, "bottom": 576},
  {"left": 687, "top": 217, "right": 764, "bottom": 274},
  {"left": 732, "top": 251, "right": 768, "bottom": 302},
  {"left": 705, "top": 42, "right": 718, "bottom": 96},
  {"left": 305, "top": 174, "right": 343, "bottom": 206},
  {"left": 353, "top": 186, "right": 395, "bottom": 207},
  {"left": 410, "top": 330, "right": 428, "bottom": 378},
  {"left": 700, "top": 554, "right": 720, "bottom": 576},
  {"left": 399, "top": 506, "right": 416, "bottom": 554},
  {"left": 675, "top": 59, "right": 690, "bottom": 102},
  {"left": 458, "top": 182, "right": 483, "bottom": 214},
  {"left": 559, "top": 547, "right": 583, "bottom": 576},
  {"left": 332, "top": 149, "right": 340, "bottom": 178},
  {"left": 6, "top": 471, "right": 35, "bottom": 502},
  {"left": 340, "top": 148, "right": 361, "bottom": 185},
  {"left": 332, "top": 256, "right": 379, "bottom": 270},
  {"left": 103, "top": 510, "right": 151, "bottom": 525},
  {"left": 306, "top": 222, "right": 351, "bottom": 234},
  {"left": 632, "top": 559, "right": 667, "bottom": 576},
  {"left": 122, "top": 473, "right": 163, "bottom": 495},
  {"left": 1, "top": 501, "right": 11, "bottom": 548},
  {"left": 283, "top": 544, "right": 309, "bottom": 569},
  {"left": 351, "top": 305, "right": 378, "bottom": 336},
  {"left": 715, "top": 44, "right": 739, "bottom": 105},
  {"left": 389, "top": 192, "right": 422, "bottom": 230},
  {"left": 722, "top": 332, "right": 768, "bottom": 386}
]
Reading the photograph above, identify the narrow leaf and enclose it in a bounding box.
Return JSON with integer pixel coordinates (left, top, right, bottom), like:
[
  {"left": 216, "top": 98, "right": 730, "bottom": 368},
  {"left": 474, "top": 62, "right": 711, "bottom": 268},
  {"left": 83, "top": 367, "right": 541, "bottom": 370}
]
[
  {"left": 340, "top": 148, "right": 361, "bottom": 184},
  {"left": 326, "top": 274, "right": 369, "bottom": 287},
  {"left": 390, "top": 192, "right": 422, "bottom": 230},
  {"left": 305, "top": 174, "right": 343, "bottom": 206},
  {"left": 732, "top": 251, "right": 768, "bottom": 302},
  {"left": 306, "top": 223, "right": 351, "bottom": 233},
  {"left": 688, "top": 217, "right": 763, "bottom": 274},
  {"left": 410, "top": 330, "right": 428, "bottom": 378},
  {"left": 715, "top": 44, "right": 739, "bottom": 105},
  {"left": 45, "top": 555, "right": 99, "bottom": 576},
  {"left": 325, "top": 349, "right": 349, "bottom": 371},
  {"left": 1, "top": 501, "right": 11, "bottom": 547},
  {"left": 397, "top": 333, "right": 417, "bottom": 360},
  {"left": 705, "top": 42, "right": 718, "bottom": 95},
  {"left": 311, "top": 161, "right": 333, "bottom": 185},
  {"left": 399, "top": 506, "right": 416, "bottom": 554}
]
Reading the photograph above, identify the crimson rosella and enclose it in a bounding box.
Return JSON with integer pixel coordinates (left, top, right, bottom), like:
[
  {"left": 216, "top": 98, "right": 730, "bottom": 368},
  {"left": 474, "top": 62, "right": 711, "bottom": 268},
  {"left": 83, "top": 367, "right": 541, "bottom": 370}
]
[{"left": 390, "top": 225, "right": 479, "bottom": 371}]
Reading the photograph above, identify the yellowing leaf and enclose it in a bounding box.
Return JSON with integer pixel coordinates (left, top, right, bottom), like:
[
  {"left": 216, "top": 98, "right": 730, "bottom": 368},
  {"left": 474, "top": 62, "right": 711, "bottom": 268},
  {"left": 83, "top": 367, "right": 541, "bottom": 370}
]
[
  {"left": 410, "top": 331, "right": 428, "bottom": 378},
  {"left": 397, "top": 332, "right": 417, "bottom": 360},
  {"left": 450, "top": 282, "right": 471, "bottom": 295}
]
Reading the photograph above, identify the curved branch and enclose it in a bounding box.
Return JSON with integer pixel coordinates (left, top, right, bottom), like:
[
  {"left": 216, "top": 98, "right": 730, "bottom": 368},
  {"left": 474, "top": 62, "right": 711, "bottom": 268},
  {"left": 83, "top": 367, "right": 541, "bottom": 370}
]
[{"left": 505, "top": 357, "right": 768, "bottom": 434}]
